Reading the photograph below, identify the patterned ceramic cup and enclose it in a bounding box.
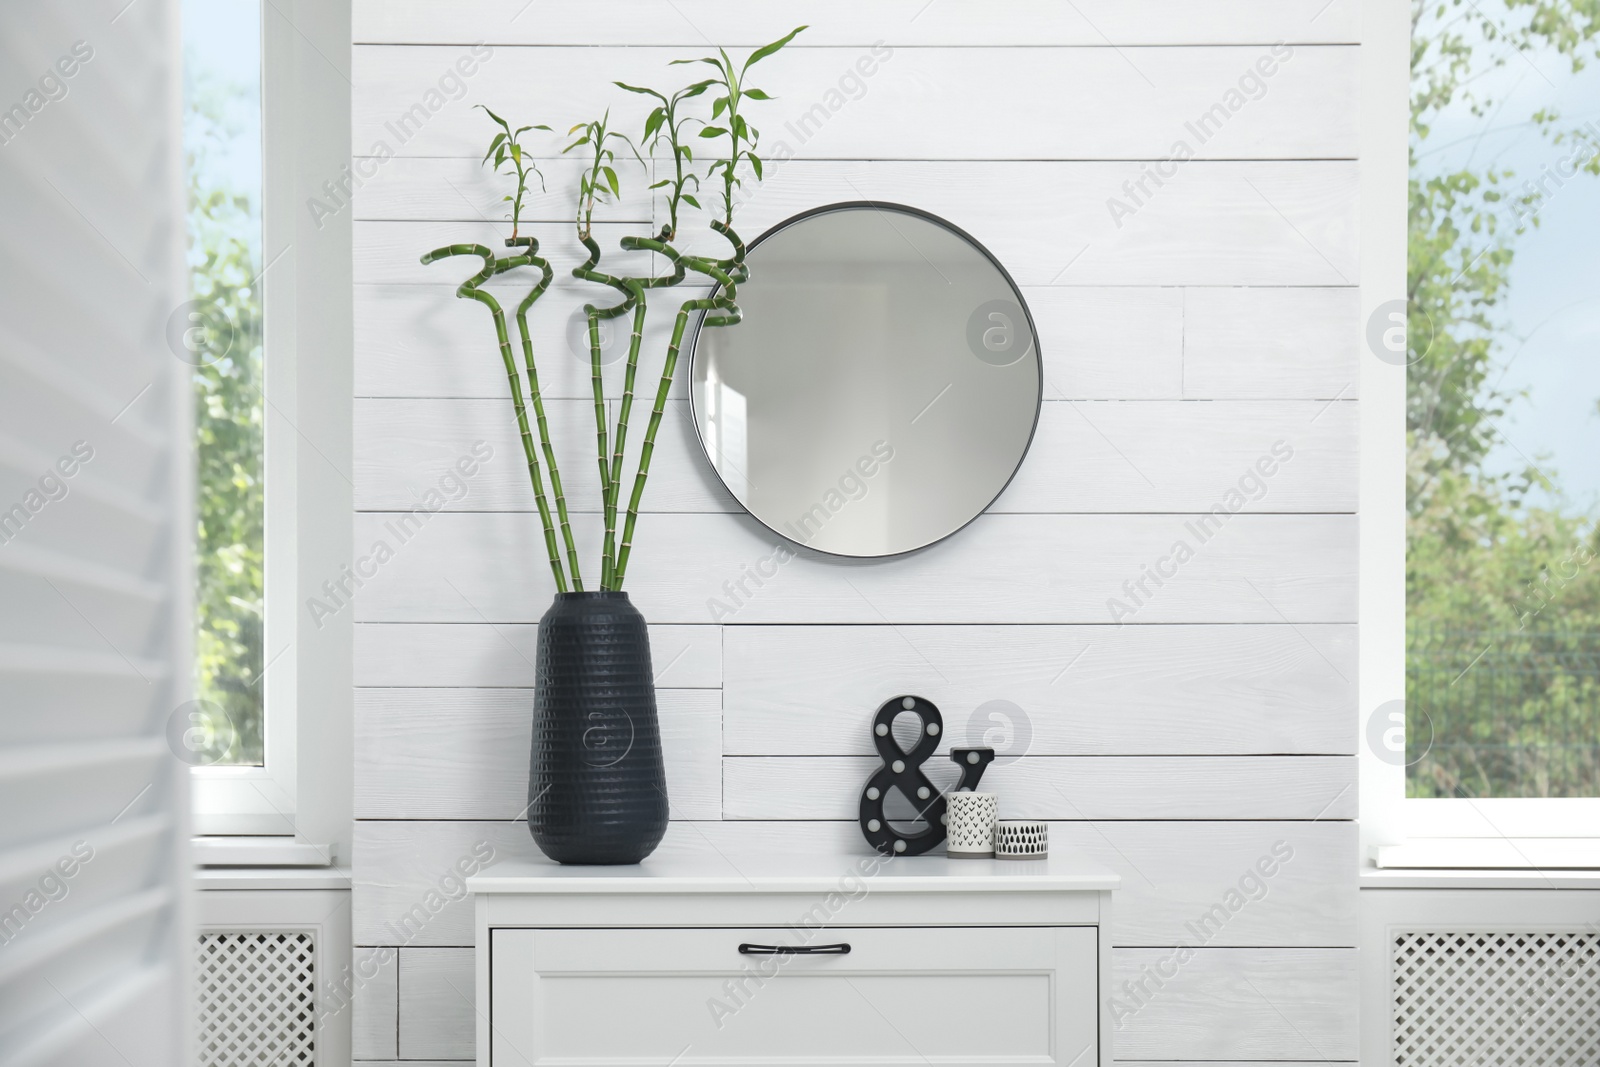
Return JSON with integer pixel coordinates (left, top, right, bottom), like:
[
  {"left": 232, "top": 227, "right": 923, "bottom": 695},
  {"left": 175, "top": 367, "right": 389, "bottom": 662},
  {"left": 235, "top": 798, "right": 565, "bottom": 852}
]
[
  {"left": 945, "top": 791, "right": 998, "bottom": 856},
  {"left": 995, "top": 820, "right": 1049, "bottom": 860}
]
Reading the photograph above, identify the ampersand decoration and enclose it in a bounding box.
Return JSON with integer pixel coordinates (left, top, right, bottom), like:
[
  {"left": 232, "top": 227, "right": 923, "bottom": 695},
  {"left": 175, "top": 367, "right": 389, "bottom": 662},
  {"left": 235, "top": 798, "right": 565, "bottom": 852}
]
[{"left": 858, "top": 695, "right": 995, "bottom": 856}]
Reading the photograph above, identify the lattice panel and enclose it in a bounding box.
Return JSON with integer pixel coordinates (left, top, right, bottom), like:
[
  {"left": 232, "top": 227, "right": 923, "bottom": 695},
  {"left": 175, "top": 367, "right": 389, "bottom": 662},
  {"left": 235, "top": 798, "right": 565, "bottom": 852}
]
[
  {"left": 197, "top": 932, "right": 317, "bottom": 1066},
  {"left": 1393, "top": 931, "right": 1600, "bottom": 1066}
]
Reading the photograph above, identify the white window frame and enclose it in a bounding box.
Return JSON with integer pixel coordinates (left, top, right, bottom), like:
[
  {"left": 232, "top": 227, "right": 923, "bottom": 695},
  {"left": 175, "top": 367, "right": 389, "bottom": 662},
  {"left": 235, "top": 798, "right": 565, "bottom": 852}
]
[
  {"left": 190, "top": 0, "right": 352, "bottom": 863},
  {"left": 1359, "top": 0, "right": 1600, "bottom": 869}
]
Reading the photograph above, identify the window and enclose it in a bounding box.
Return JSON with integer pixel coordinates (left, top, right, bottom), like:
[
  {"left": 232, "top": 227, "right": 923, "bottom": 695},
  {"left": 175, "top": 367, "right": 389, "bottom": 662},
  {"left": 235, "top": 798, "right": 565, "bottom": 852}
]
[
  {"left": 183, "top": 0, "right": 265, "bottom": 771},
  {"left": 181, "top": 0, "right": 352, "bottom": 837},
  {"left": 1405, "top": 1, "right": 1600, "bottom": 805}
]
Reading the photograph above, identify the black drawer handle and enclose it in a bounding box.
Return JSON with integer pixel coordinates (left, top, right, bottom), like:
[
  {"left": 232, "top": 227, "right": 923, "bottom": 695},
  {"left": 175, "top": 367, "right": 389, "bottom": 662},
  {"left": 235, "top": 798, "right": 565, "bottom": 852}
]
[{"left": 738, "top": 942, "right": 851, "bottom": 955}]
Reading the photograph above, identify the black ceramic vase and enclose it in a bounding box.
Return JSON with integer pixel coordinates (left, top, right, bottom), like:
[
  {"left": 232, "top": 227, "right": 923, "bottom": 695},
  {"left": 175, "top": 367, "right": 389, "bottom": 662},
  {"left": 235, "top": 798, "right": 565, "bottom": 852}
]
[{"left": 526, "top": 591, "right": 669, "bottom": 864}]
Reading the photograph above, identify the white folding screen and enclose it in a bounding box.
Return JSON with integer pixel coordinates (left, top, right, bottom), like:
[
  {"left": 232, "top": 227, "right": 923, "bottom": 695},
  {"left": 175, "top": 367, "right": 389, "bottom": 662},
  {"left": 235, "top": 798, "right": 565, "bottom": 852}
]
[{"left": 0, "top": 0, "right": 191, "bottom": 1063}]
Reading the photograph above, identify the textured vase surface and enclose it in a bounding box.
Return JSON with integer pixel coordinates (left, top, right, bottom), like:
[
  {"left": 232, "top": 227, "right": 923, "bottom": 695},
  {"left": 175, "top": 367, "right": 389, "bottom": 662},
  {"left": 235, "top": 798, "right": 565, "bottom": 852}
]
[{"left": 527, "top": 591, "right": 668, "bottom": 864}]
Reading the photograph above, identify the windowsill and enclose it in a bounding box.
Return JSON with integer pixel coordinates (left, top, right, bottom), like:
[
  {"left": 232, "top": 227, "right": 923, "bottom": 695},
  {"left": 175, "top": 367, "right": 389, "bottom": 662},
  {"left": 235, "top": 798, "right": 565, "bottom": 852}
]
[
  {"left": 1375, "top": 837, "right": 1600, "bottom": 871},
  {"left": 1361, "top": 864, "right": 1600, "bottom": 888},
  {"left": 192, "top": 811, "right": 296, "bottom": 837},
  {"left": 1363, "top": 838, "right": 1600, "bottom": 887},
  {"left": 192, "top": 835, "right": 335, "bottom": 868},
  {"left": 195, "top": 866, "right": 351, "bottom": 890}
]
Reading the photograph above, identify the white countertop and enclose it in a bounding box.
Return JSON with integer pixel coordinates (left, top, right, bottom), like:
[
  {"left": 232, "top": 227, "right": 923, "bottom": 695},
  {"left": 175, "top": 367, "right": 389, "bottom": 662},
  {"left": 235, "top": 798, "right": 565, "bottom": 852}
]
[{"left": 469, "top": 849, "right": 1119, "bottom": 894}]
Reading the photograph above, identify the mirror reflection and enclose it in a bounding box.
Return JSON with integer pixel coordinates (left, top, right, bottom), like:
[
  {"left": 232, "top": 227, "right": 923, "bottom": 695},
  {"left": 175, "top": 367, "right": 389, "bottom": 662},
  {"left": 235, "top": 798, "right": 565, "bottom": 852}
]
[{"left": 690, "top": 203, "right": 1042, "bottom": 557}]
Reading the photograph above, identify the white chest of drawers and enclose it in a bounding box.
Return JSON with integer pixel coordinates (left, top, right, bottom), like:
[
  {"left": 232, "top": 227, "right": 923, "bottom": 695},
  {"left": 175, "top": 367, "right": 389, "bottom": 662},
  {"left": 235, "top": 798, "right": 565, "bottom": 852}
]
[{"left": 469, "top": 850, "right": 1118, "bottom": 1067}]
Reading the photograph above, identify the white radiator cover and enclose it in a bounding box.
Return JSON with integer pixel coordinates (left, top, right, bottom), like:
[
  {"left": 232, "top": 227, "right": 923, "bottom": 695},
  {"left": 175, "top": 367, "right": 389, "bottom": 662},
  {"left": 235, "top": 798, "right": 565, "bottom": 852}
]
[
  {"left": 195, "top": 886, "right": 351, "bottom": 1067},
  {"left": 1392, "top": 931, "right": 1600, "bottom": 1066},
  {"left": 197, "top": 932, "right": 318, "bottom": 1067}
]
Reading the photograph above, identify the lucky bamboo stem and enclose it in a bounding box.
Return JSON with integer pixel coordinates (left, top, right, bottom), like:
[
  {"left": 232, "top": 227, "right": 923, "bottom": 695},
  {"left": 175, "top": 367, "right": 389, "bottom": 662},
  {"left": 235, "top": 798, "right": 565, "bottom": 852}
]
[
  {"left": 573, "top": 233, "right": 639, "bottom": 587},
  {"left": 612, "top": 250, "right": 740, "bottom": 588},
  {"left": 600, "top": 237, "right": 691, "bottom": 590},
  {"left": 421, "top": 243, "right": 568, "bottom": 592},
  {"left": 602, "top": 285, "right": 646, "bottom": 589},
  {"left": 500, "top": 237, "right": 584, "bottom": 592}
]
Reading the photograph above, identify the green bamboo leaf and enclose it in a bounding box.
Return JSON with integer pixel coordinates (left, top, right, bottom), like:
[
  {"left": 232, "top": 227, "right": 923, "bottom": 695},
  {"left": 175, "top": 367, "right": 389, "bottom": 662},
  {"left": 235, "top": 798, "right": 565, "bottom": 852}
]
[
  {"left": 743, "top": 88, "right": 772, "bottom": 100},
  {"left": 482, "top": 131, "right": 507, "bottom": 164},
  {"left": 682, "top": 193, "right": 700, "bottom": 209},
  {"left": 510, "top": 143, "right": 522, "bottom": 163},
  {"left": 749, "top": 154, "right": 763, "bottom": 180},
  {"left": 649, "top": 178, "right": 671, "bottom": 189},
  {"left": 614, "top": 80, "right": 666, "bottom": 101},
  {"left": 476, "top": 104, "right": 509, "bottom": 128},
  {"left": 602, "top": 165, "right": 620, "bottom": 196},
  {"left": 700, "top": 126, "right": 728, "bottom": 138},
  {"left": 712, "top": 96, "right": 728, "bottom": 119},
  {"left": 743, "top": 25, "right": 807, "bottom": 71}
]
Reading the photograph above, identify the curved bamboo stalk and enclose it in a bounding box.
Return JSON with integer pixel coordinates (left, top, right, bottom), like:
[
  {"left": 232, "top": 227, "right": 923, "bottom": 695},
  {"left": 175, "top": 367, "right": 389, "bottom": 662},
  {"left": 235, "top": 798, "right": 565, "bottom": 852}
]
[
  {"left": 499, "top": 236, "right": 584, "bottom": 591},
  {"left": 598, "top": 236, "right": 693, "bottom": 589},
  {"left": 421, "top": 243, "right": 568, "bottom": 592},
  {"left": 612, "top": 252, "right": 740, "bottom": 588},
  {"left": 602, "top": 282, "right": 646, "bottom": 586},
  {"left": 572, "top": 233, "right": 639, "bottom": 586}
]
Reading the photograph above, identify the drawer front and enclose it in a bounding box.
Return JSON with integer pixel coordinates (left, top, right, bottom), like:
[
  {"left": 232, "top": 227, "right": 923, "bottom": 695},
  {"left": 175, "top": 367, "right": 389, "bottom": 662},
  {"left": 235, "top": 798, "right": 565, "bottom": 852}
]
[{"left": 491, "top": 925, "right": 1098, "bottom": 1067}]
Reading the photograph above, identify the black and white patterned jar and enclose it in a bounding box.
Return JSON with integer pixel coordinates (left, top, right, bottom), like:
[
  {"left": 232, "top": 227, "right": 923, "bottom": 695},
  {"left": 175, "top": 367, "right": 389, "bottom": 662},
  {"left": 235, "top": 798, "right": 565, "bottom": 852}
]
[
  {"left": 994, "top": 820, "right": 1048, "bottom": 860},
  {"left": 945, "top": 792, "right": 998, "bottom": 857}
]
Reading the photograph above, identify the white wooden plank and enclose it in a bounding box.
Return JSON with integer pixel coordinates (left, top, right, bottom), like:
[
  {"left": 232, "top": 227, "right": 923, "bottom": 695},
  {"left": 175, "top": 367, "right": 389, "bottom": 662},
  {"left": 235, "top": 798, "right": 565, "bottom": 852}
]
[
  {"left": 352, "top": 819, "right": 1348, "bottom": 948},
  {"left": 355, "top": 283, "right": 1188, "bottom": 401},
  {"left": 397, "top": 948, "right": 475, "bottom": 1060},
  {"left": 350, "top": 947, "right": 398, "bottom": 1060},
  {"left": 1184, "top": 287, "right": 1361, "bottom": 399},
  {"left": 355, "top": 398, "right": 1356, "bottom": 514},
  {"left": 352, "top": 156, "right": 654, "bottom": 225},
  {"left": 354, "top": 0, "right": 1360, "bottom": 46},
  {"left": 1112, "top": 948, "right": 1358, "bottom": 1060},
  {"left": 1052, "top": 822, "right": 1356, "bottom": 947},
  {"left": 353, "top": 277, "right": 699, "bottom": 402},
  {"left": 722, "top": 624, "right": 1354, "bottom": 756},
  {"left": 354, "top": 689, "right": 721, "bottom": 820},
  {"left": 354, "top": 623, "right": 721, "bottom": 688},
  {"left": 721, "top": 756, "right": 1355, "bottom": 821},
  {"left": 352, "top": 46, "right": 1356, "bottom": 161},
  {"left": 356, "top": 285, "right": 1359, "bottom": 402},
  {"left": 347, "top": 511, "right": 1358, "bottom": 624},
  {"left": 355, "top": 159, "right": 1361, "bottom": 287},
  {"left": 1035, "top": 288, "right": 1183, "bottom": 400},
  {"left": 351, "top": 397, "right": 733, "bottom": 514}
]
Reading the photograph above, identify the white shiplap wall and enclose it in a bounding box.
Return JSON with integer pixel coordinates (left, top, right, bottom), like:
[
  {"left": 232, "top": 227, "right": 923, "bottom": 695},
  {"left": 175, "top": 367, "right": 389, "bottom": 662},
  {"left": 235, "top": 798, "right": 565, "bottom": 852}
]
[{"left": 349, "top": 2, "right": 1360, "bottom": 1062}]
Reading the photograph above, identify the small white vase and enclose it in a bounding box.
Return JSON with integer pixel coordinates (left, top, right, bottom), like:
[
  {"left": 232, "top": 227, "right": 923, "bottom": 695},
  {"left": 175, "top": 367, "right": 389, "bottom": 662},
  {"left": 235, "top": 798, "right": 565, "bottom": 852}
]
[{"left": 945, "top": 791, "right": 998, "bottom": 857}]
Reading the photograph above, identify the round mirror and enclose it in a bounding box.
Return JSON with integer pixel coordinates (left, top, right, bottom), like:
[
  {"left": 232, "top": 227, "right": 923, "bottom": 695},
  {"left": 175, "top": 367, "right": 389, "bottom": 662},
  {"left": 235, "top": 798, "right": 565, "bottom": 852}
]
[{"left": 689, "top": 203, "right": 1042, "bottom": 557}]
